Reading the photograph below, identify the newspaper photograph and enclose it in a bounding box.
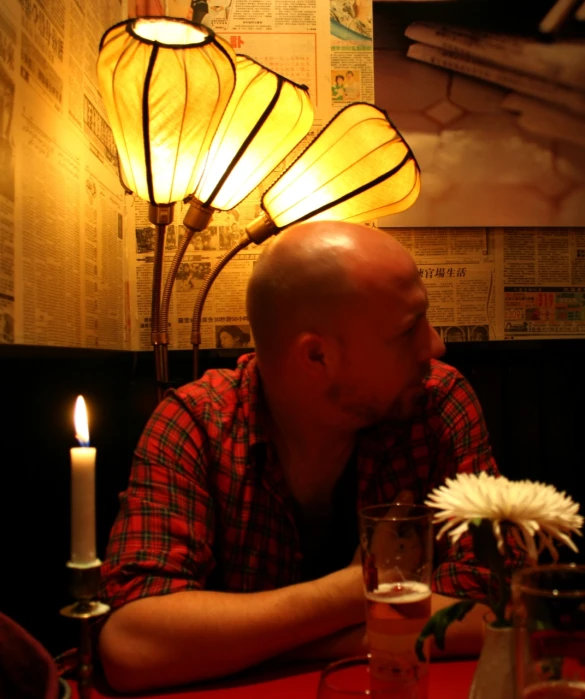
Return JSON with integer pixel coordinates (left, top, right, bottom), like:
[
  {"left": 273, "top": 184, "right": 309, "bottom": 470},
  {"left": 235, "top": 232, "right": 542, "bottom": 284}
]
[{"left": 374, "top": 2, "right": 585, "bottom": 228}]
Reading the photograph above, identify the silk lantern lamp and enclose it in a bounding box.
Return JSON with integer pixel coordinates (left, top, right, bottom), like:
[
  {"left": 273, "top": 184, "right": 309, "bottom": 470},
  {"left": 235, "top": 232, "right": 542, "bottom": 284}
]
[{"left": 98, "top": 18, "right": 313, "bottom": 400}]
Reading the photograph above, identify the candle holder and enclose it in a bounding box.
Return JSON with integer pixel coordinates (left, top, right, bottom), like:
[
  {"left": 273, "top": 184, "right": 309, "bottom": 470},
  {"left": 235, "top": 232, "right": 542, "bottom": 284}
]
[{"left": 60, "top": 560, "right": 110, "bottom": 699}]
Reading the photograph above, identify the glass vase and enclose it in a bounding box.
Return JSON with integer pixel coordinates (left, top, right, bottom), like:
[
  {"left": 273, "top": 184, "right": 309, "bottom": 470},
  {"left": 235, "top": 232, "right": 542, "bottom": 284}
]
[{"left": 468, "top": 623, "right": 515, "bottom": 699}]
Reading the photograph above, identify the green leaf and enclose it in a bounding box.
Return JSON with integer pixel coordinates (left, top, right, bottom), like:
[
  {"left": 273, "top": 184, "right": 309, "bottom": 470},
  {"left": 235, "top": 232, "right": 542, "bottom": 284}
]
[{"left": 415, "top": 600, "right": 476, "bottom": 662}]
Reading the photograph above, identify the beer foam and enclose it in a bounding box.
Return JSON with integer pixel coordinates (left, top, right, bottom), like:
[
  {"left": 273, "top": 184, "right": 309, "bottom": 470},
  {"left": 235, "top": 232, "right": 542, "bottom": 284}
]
[{"left": 366, "top": 580, "right": 431, "bottom": 603}]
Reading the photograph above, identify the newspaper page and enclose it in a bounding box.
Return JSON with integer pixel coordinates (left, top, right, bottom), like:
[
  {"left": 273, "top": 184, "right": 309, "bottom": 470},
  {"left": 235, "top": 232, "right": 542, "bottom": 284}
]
[
  {"left": 389, "top": 228, "right": 498, "bottom": 342},
  {"left": 127, "top": 0, "right": 375, "bottom": 352},
  {"left": 2, "top": 0, "right": 128, "bottom": 349},
  {"left": 495, "top": 227, "right": 585, "bottom": 340}
]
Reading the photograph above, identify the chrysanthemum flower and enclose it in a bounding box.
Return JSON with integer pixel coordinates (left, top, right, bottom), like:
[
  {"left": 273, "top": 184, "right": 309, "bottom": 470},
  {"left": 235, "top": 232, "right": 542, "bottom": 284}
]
[{"left": 425, "top": 472, "right": 583, "bottom": 561}]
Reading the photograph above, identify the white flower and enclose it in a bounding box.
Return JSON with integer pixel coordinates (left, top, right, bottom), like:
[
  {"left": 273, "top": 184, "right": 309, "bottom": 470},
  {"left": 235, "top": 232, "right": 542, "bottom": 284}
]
[{"left": 425, "top": 472, "right": 583, "bottom": 562}]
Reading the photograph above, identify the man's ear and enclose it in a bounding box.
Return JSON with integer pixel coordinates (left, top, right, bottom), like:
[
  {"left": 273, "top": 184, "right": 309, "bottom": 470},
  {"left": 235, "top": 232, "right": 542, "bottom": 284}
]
[{"left": 295, "top": 332, "right": 340, "bottom": 378}]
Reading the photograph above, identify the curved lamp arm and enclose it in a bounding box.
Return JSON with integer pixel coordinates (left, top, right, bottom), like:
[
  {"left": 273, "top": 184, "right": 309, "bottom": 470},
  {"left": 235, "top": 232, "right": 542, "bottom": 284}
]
[{"left": 190, "top": 236, "right": 252, "bottom": 379}]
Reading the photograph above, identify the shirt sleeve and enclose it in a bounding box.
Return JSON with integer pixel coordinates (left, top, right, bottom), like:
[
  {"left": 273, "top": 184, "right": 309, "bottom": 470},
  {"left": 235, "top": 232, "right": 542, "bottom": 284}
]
[
  {"left": 426, "top": 369, "right": 525, "bottom": 600},
  {"left": 100, "top": 391, "right": 216, "bottom": 611}
]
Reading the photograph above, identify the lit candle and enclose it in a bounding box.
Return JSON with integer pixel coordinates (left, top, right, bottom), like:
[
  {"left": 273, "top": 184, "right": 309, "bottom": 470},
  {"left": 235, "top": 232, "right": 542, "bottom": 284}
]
[{"left": 70, "top": 395, "right": 97, "bottom": 565}]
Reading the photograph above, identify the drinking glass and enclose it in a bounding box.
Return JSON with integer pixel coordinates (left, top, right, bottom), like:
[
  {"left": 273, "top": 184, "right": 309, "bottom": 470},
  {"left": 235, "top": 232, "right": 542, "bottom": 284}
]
[
  {"left": 513, "top": 564, "right": 585, "bottom": 699},
  {"left": 359, "top": 504, "right": 434, "bottom": 699},
  {"left": 317, "top": 655, "right": 416, "bottom": 699}
]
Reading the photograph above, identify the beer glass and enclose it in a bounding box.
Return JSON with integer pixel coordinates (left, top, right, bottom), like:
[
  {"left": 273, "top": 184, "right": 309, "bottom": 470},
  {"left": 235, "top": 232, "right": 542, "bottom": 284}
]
[
  {"left": 513, "top": 564, "right": 585, "bottom": 699},
  {"left": 359, "top": 504, "right": 434, "bottom": 699}
]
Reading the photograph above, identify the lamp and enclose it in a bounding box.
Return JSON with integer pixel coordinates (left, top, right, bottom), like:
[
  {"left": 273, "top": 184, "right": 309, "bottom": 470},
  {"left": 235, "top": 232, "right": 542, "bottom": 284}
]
[
  {"left": 247, "top": 102, "right": 421, "bottom": 243},
  {"left": 97, "top": 17, "right": 237, "bottom": 399},
  {"left": 190, "top": 102, "right": 421, "bottom": 377},
  {"left": 97, "top": 19, "right": 313, "bottom": 400}
]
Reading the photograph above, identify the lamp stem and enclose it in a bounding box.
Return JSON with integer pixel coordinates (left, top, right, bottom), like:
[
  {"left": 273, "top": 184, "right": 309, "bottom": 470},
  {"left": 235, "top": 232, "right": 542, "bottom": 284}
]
[
  {"left": 151, "top": 222, "right": 168, "bottom": 403},
  {"left": 159, "top": 226, "right": 195, "bottom": 344},
  {"left": 191, "top": 237, "right": 251, "bottom": 379},
  {"left": 148, "top": 204, "right": 174, "bottom": 403},
  {"left": 159, "top": 200, "right": 215, "bottom": 348}
]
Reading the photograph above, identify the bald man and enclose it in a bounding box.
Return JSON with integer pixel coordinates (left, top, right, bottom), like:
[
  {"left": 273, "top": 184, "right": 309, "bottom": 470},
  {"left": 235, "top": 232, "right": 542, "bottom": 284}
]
[{"left": 99, "top": 222, "right": 512, "bottom": 693}]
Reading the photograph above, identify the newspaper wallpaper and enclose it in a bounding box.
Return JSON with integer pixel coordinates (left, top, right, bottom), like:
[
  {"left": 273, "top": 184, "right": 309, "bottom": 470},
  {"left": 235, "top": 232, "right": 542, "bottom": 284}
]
[{"left": 0, "top": 0, "right": 583, "bottom": 351}]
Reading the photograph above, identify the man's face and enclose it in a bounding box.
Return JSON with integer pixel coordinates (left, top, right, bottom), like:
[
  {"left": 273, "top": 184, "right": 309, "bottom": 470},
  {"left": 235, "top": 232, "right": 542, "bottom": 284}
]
[{"left": 327, "top": 264, "right": 445, "bottom": 427}]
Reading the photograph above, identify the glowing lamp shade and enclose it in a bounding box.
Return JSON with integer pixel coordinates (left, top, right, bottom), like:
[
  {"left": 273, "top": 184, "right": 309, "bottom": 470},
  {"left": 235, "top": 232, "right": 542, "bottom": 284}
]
[
  {"left": 260, "top": 103, "right": 420, "bottom": 230},
  {"left": 97, "top": 17, "right": 236, "bottom": 205},
  {"left": 192, "top": 55, "right": 314, "bottom": 212}
]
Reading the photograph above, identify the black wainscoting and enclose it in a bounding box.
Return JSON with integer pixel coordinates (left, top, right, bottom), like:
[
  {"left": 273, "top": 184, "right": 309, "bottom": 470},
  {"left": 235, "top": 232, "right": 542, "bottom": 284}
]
[{"left": 1, "top": 341, "right": 584, "bottom": 656}]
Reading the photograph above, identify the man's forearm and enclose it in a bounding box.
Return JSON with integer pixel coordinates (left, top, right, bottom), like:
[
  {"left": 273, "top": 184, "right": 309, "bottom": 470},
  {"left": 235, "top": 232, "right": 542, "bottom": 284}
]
[{"left": 99, "top": 566, "right": 364, "bottom": 693}]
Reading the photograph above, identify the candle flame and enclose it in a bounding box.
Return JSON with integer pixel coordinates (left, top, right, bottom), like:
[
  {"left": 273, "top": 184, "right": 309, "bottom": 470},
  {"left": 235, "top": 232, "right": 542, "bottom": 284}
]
[{"left": 74, "top": 395, "right": 90, "bottom": 447}]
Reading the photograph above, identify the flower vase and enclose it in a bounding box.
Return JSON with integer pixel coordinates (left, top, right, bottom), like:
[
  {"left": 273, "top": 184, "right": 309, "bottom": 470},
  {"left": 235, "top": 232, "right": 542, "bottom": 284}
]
[{"left": 468, "top": 623, "right": 515, "bottom": 699}]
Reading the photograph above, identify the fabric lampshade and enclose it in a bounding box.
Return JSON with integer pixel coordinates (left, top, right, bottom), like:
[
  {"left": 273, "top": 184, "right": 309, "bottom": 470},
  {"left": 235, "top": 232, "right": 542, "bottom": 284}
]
[
  {"left": 97, "top": 17, "right": 236, "bottom": 205},
  {"left": 192, "top": 54, "right": 314, "bottom": 212},
  {"left": 248, "top": 103, "right": 420, "bottom": 240}
]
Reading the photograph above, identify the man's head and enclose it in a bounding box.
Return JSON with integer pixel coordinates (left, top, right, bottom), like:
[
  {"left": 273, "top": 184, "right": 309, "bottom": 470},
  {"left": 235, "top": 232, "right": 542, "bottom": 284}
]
[{"left": 246, "top": 221, "right": 445, "bottom": 427}]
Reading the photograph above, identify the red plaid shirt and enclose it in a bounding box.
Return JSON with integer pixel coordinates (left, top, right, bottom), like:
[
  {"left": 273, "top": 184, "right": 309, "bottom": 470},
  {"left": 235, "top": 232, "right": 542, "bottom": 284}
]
[{"left": 101, "top": 354, "right": 517, "bottom": 610}]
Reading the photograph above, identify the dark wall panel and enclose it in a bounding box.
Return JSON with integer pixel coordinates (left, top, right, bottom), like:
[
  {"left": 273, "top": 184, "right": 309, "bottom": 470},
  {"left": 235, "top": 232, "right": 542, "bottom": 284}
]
[{"left": 1, "top": 342, "right": 584, "bottom": 656}]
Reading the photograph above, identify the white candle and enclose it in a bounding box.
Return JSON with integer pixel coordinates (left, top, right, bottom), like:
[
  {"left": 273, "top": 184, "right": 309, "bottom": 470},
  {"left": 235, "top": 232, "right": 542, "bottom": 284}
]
[{"left": 70, "top": 395, "right": 97, "bottom": 565}]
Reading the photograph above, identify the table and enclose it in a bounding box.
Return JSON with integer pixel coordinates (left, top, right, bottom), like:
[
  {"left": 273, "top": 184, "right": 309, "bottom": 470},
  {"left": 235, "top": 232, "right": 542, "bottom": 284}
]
[{"left": 69, "top": 659, "right": 477, "bottom": 698}]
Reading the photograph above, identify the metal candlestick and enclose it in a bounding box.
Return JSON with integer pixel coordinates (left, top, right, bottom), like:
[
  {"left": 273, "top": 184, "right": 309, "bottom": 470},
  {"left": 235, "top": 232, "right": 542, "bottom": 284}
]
[{"left": 60, "top": 560, "right": 110, "bottom": 699}]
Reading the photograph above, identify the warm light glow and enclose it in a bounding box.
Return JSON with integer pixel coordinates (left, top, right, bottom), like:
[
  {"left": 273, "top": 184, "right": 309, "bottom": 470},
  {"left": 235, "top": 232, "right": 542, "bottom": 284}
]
[
  {"left": 132, "top": 17, "right": 207, "bottom": 44},
  {"left": 74, "top": 395, "right": 89, "bottom": 447},
  {"left": 97, "top": 18, "right": 236, "bottom": 205},
  {"left": 193, "top": 55, "right": 314, "bottom": 211},
  {"left": 259, "top": 103, "right": 420, "bottom": 231}
]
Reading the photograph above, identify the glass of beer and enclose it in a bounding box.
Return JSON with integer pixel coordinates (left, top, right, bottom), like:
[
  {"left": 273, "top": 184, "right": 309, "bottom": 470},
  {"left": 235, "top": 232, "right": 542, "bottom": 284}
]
[
  {"left": 513, "top": 564, "right": 585, "bottom": 699},
  {"left": 359, "top": 504, "right": 433, "bottom": 699}
]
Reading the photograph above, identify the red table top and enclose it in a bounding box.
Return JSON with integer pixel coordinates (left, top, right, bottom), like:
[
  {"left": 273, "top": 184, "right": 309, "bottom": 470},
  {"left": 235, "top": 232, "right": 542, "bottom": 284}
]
[{"left": 69, "top": 659, "right": 477, "bottom": 699}]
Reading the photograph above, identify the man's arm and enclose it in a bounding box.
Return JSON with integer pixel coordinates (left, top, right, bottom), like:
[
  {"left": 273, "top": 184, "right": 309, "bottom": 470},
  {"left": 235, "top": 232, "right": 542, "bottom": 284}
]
[
  {"left": 99, "top": 565, "right": 365, "bottom": 693},
  {"left": 275, "top": 593, "right": 489, "bottom": 663},
  {"left": 99, "top": 388, "right": 367, "bottom": 693}
]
